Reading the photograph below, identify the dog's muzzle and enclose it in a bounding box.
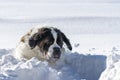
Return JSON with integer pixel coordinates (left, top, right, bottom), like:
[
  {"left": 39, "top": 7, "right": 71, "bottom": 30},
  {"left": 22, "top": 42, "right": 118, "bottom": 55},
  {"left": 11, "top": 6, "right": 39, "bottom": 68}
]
[{"left": 53, "top": 47, "right": 61, "bottom": 59}]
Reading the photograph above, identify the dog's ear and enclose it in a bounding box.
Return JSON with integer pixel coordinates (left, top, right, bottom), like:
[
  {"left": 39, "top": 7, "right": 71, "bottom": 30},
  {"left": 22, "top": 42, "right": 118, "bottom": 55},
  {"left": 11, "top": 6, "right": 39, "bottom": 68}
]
[
  {"left": 61, "top": 32, "right": 72, "bottom": 51},
  {"left": 29, "top": 33, "right": 41, "bottom": 49},
  {"left": 29, "top": 28, "right": 51, "bottom": 49}
]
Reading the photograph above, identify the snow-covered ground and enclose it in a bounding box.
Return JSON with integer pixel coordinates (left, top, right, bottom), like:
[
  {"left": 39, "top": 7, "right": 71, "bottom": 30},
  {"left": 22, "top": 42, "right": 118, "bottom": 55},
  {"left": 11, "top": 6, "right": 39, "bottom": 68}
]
[
  {"left": 0, "top": 49, "right": 106, "bottom": 80},
  {"left": 0, "top": 0, "right": 120, "bottom": 80},
  {"left": 0, "top": 17, "right": 120, "bottom": 80}
]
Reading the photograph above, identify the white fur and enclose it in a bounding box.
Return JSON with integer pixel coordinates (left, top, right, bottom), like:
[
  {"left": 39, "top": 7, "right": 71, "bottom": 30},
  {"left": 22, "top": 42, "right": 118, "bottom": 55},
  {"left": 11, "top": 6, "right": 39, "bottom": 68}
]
[
  {"left": 15, "top": 27, "right": 44, "bottom": 61},
  {"left": 47, "top": 28, "right": 61, "bottom": 60},
  {"left": 15, "top": 27, "right": 63, "bottom": 61}
]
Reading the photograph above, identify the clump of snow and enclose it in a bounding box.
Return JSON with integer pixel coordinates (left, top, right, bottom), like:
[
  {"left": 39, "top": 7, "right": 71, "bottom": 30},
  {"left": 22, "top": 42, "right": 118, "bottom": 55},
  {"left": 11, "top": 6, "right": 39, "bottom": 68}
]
[
  {"left": 0, "top": 49, "right": 106, "bottom": 80},
  {"left": 0, "top": 49, "right": 13, "bottom": 57},
  {"left": 99, "top": 46, "right": 120, "bottom": 80},
  {"left": 74, "top": 43, "right": 80, "bottom": 48},
  {"left": 0, "top": 54, "right": 61, "bottom": 80}
]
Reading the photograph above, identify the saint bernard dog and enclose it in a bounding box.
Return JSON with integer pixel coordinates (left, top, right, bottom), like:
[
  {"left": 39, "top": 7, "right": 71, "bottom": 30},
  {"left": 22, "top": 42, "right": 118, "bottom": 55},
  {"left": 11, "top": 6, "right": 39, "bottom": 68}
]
[{"left": 15, "top": 26, "right": 72, "bottom": 63}]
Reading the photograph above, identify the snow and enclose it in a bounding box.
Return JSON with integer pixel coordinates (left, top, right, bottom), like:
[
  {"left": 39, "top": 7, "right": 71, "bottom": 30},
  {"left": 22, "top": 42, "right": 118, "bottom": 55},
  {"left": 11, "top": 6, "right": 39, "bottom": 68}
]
[
  {"left": 0, "top": 33, "right": 120, "bottom": 80},
  {"left": 0, "top": 0, "right": 120, "bottom": 80},
  {"left": 0, "top": 0, "right": 120, "bottom": 3},
  {"left": 0, "top": 17, "right": 120, "bottom": 49},
  {"left": 99, "top": 46, "right": 120, "bottom": 80},
  {"left": 0, "top": 16, "right": 120, "bottom": 80},
  {"left": 0, "top": 2, "right": 120, "bottom": 18},
  {"left": 0, "top": 17, "right": 120, "bottom": 80},
  {"left": 0, "top": 49, "right": 106, "bottom": 80}
]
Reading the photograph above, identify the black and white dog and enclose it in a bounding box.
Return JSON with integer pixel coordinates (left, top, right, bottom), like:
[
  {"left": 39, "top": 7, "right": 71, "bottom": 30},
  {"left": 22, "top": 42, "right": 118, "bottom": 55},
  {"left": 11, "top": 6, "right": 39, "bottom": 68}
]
[{"left": 15, "top": 26, "right": 72, "bottom": 63}]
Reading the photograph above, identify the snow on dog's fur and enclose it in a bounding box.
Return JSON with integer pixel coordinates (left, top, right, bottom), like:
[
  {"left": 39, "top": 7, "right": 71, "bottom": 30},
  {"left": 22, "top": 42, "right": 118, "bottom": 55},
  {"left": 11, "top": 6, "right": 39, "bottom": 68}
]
[{"left": 15, "top": 26, "right": 72, "bottom": 63}]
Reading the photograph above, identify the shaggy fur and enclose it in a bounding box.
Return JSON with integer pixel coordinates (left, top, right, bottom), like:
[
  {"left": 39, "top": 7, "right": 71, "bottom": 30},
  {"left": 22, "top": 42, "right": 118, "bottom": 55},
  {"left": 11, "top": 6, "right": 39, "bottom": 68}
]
[{"left": 15, "top": 26, "right": 72, "bottom": 63}]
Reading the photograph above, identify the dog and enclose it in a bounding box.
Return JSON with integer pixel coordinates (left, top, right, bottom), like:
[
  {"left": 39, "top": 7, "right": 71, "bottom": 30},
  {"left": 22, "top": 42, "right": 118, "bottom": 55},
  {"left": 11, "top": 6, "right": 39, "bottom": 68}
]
[{"left": 15, "top": 26, "right": 72, "bottom": 63}]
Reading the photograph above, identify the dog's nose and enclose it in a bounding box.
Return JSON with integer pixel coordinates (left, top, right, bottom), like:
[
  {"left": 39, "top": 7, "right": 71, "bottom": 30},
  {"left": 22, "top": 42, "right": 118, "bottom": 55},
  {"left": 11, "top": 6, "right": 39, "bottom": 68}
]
[
  {"left": 53, "top": 47, "right": 60, "bottom": 52},
  {"left": 53, "top": 47, "right": 61, "bottom": 59}
]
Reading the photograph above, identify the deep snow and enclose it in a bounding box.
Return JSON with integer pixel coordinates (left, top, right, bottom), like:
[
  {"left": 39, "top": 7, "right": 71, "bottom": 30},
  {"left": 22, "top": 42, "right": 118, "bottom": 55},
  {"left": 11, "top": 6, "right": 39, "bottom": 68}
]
[
  {"left": 0, "top": 17, "right": 120, "bottom": 80},
  {"left": 0, "top": 0, "right": 120, "bottom": 79},
  {"left": 0, "top": 44, "right": 120, "bottom": 80},
  {"left": 99, "top": 46, "right": 120, "bottom": 80},
  {"left": 0, "top": 49, "right": 106, "bottom": 80}
]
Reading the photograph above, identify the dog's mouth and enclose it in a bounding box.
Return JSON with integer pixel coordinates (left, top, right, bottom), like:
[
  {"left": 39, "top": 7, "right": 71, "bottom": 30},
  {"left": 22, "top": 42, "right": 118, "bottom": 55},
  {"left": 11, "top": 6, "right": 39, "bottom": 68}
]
[
  {"left": 53, "top": 55, "right": 60, "bottom": 59},
  {"left": 45, "top": 51, "right": 61, "bottom": 63},
  {"left": 53, "top": 52, "right": 61, "bottom": 59},
  {"left": 46, "top": 54, "right": 60, "bottom": 60},
  {"left": 47, "top": 55, "right": 60, "bottom": 63}
]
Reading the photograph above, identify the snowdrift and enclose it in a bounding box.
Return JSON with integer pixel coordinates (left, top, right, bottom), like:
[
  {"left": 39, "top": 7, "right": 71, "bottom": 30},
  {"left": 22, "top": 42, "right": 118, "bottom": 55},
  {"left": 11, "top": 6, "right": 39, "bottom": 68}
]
[
  {"left": 0, "top": 10, "right": 120, "bottom": 80},
  {"left": 99, "top": 47, "right": 120, "bottom": 80},
  {"left": 0, "top": 49, "right": 106, "bottom": 80}
]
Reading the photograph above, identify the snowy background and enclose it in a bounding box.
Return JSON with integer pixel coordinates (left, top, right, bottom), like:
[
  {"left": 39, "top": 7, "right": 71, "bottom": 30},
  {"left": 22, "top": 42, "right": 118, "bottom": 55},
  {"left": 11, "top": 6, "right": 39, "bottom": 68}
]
[{"left": 0, "top": 0, "right": 120, "bottom": 80}]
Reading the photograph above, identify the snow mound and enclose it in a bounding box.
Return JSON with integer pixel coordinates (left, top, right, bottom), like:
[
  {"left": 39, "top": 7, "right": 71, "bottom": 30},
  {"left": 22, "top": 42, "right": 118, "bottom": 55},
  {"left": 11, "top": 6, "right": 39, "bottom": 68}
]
[
  {"left": 0, "top": 55, "right": 60, "bottom": 80},
  {"left": 99, "top": 46, "right": 120, "bottom": 80},
  {"left": 0, "top": 49, "right": 106, "bottom": 80},
  {"left": 0, "top": 49, "right": 13, "bottom": 57}
]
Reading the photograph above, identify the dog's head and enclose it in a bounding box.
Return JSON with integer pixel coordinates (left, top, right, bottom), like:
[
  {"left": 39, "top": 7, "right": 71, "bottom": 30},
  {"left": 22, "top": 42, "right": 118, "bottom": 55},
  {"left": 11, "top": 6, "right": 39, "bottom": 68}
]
[{"left": 29, "top": 27, "right": 72, "bottom": 61}]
